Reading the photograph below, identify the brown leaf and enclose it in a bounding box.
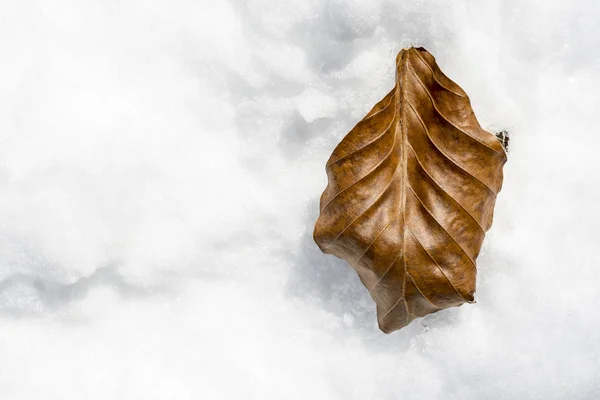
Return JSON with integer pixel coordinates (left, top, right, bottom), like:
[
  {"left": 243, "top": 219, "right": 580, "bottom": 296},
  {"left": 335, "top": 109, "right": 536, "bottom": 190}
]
[{"left": 313, "top": 47, "right": 507, "bottom": 333}]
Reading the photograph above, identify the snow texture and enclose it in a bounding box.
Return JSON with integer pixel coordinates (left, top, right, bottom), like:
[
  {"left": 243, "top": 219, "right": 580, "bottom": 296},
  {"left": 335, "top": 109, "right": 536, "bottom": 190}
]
[{"left": 0, "top": 0, "right": 599, "bottom": 398}]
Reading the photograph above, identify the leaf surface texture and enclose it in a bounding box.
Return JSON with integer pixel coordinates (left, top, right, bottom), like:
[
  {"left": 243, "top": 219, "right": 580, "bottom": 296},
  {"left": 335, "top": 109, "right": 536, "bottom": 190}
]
[{"left": 314, "top": 47, "right": 507, "bottom": 333}]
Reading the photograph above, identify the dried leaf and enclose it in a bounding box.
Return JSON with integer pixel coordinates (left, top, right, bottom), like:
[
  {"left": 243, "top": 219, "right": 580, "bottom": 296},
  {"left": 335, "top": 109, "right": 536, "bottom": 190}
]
[{"left": 313, "top": 47, "right": 507, "bottom": 333}]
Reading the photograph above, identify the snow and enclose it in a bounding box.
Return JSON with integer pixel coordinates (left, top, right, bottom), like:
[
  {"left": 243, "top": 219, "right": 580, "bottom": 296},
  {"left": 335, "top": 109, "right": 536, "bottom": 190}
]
[{"left": 1, "top": 0, "right": 599, "bottom": 398}]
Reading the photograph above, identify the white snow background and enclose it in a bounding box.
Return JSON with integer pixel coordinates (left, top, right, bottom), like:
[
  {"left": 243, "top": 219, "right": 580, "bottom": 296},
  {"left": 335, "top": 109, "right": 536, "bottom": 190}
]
[{"left": 0, "top": 0, "right": 599, "bottom": 398}]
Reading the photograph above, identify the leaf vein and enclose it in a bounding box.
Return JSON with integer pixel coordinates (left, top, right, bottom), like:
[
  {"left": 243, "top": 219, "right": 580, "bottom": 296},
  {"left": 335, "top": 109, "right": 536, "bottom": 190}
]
[
  {"left": 326, "top": 110, "right": 395, "bottom": 167},
  {"left": 320, "top": 130, "right": 397, "bottom": 213},
  {"left": 363, "top": 90, "right": 396, "bottom": 121},
  {"left": 406, "top": 100, "right": 497, "bottom": 196},
  {"left": 327, "top": 117, "right": 402, "bottom": 243},
  {"left": 411, "top": 50, "right": 466, "bottom": 98},
  {"left": 352, "top": 213, "right": 397, "bottom": 268},
  {"left": 406, "top": 226, "right": 470, "bottom": 303},
  {"left": 405, "top": 273, "right": 442, "bottom": 310},
  {"left": 406, "top": 143, "right": 486, "bottom": 234},
  {"left": 406, "top": 185, "right": 477, "bottom": 268},
  {"left": 407, "top": 63, "right": 505, "bottom": 156},
  {"left": 368, "top": 250, "right": 402, "bottom": 293}
]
